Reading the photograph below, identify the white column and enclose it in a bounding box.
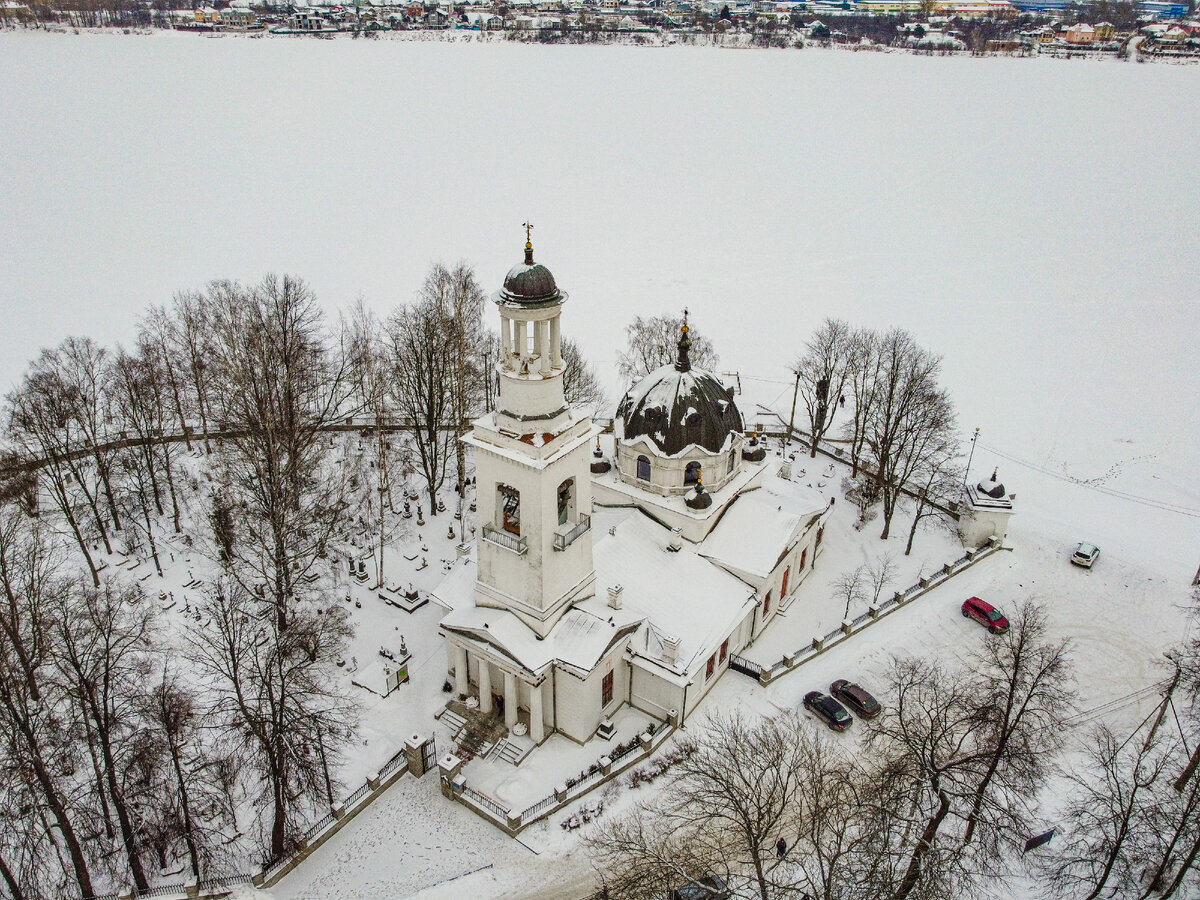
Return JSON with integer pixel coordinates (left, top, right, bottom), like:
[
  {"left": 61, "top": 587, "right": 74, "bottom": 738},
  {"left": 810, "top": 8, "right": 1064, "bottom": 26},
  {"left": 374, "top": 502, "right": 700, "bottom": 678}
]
[
  {"left": 479, "top": 659, "right": 493, "bottom": 714},
  {"left": 503, "top": 671, "right": 518, "bottom": 728},
  {"left": 500, "top": 315, "right": 512, "bottom": 366},
  {"left": 516, "top": 320, "right": 528, "bottom": 364},
  {"left": 538, "top": 320, "right": 551, "bottom": 377},
  {"left": 550, "top": 315, "right": 562, "bottom": 369},
  {"left": 453, "top": 644, "right": 468, "bottom": 698},
  {"left": 529, "top": 680, "right": 545, "bottom": 743}
]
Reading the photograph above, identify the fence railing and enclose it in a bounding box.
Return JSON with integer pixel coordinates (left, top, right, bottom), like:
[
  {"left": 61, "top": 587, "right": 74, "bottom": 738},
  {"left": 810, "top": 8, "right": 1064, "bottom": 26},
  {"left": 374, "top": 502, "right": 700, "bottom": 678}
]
[
  {"left": 482, "top": 523, "right": 528, "bottom": 555},
  {"left": 750, "top": 539, "right": 1003, "bottom": 685},
  {"left": 462, "top": 784, "right": 509, "bottom": 820},
  {"left": 553, "top": 514, "right": 591, "bottom": 551}
]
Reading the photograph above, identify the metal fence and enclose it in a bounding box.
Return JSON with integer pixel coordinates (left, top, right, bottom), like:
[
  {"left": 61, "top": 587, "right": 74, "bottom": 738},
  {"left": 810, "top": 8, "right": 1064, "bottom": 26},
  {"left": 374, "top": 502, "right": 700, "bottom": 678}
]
[{"left": 461, "top": 784, "right": 509, "bottom": 820}]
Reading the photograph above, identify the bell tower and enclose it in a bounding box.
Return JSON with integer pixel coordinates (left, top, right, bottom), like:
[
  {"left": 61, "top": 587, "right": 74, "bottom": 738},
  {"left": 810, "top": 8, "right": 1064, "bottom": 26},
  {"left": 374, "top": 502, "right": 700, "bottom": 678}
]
[{"left": 463, "top": 228, "right": 599, "bottom": 638}]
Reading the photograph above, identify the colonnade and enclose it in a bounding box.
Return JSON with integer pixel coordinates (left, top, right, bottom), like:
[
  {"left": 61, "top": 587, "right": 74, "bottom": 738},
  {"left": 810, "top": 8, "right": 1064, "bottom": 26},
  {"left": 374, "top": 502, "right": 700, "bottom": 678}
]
[
  {"left": 498, "top": 313, "right": 563, "bottom": 378},
  {"left": 451, "top": 642, "right": 546, "bottom": 742}
]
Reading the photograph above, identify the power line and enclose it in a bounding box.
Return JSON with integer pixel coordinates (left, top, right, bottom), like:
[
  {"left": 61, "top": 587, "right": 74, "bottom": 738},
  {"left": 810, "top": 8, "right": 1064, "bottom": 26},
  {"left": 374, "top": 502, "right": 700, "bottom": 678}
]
[{"left": 978, "top": 444, "right": 1200, "bottom": 519}]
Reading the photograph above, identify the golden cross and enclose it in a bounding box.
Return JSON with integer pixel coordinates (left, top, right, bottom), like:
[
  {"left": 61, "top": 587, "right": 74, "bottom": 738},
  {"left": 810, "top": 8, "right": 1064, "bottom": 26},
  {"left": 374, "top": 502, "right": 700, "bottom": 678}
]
[{"left": 523, "top": 221, "right": 534, "bottom": 244}]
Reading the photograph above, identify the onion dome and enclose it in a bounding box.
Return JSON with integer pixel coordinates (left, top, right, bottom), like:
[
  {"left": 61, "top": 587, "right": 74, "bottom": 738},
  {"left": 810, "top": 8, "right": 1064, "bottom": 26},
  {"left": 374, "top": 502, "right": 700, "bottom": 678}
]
[
  {"left": 684, "top": 480, "right": 713, "bottom": 510},
  {"left": 616, "top": 318, "right": 742, "bottom": 457},
  {"left": 496, "top": 234, "right": 564, "bottom": 306},
  {"left": 742, "top": 434, "right": 767, "bottom": 462},
  {"left": 977, "top": 468, "right": 1006, "bottom": 499}
]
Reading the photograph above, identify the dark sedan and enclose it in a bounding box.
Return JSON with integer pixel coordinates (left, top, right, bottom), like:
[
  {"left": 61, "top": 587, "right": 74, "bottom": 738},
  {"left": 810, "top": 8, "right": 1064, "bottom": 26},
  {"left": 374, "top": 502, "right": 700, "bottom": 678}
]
[
  {"left": 803, "top": 691, "right": 852, "bottom": 731},
  {"left": 830, "top": 680, "right": 882, "bottom": 719}
]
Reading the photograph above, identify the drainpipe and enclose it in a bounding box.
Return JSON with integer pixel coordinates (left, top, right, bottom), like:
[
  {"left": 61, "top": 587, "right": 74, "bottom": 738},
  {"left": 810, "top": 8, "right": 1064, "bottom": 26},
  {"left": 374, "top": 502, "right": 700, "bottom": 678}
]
[{"left": 551, "top": 665, "right": 558, "bottom": 732}]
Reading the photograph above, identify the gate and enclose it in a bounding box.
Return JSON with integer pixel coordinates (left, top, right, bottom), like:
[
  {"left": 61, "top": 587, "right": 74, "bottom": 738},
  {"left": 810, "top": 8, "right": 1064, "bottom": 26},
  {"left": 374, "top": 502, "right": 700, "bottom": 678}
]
[
  {"left": 728, "top": 654, "right": 764, "bottom": 679},
  {"left": 421, "top": 735, "right": 438, "bottom": 773}
]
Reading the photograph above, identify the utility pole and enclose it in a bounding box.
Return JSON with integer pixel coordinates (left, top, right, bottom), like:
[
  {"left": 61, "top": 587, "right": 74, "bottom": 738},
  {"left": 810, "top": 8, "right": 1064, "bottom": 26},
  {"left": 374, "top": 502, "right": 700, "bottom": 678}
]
[
  {"left": 786, "top": 368, "right": 800, "bottom": 449},
  {"left": 1145, "top": 655, "right": 1180, "bottom": 754},
  {"left": 963, "top": 427, "right": 980, "bottom": 490}
]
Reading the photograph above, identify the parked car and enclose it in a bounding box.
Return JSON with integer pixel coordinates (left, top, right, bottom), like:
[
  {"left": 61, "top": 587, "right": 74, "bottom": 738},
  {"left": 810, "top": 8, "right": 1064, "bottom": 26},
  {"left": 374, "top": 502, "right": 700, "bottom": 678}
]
[
  {"left": 961, "top": 596, "right": 1009, "bottom": 634},
  {"left": 831, "top": 680, "right": 882, "bottom": 719},
  {"left": 670, "top": 875, "right": 730, "bottom": 900},
  {"left": 803, "top": 691, "right": 852, "bottom": 731},
  {"left": 1071, "top": 542, "right": 1100, "bottom": 568}
]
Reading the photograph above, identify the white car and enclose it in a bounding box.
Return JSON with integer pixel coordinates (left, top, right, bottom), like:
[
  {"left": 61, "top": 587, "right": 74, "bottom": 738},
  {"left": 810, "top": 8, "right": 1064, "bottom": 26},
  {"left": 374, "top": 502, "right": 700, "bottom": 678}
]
[{"left": 1071, "top": 542, "right": 1100, "bottom": 568}]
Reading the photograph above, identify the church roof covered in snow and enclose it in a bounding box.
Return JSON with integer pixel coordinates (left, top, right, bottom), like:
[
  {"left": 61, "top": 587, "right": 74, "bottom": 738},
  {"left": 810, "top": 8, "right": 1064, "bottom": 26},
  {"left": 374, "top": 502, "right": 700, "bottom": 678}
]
[{"left": 698, "top": 492, "right": 816, "bottom": 581}]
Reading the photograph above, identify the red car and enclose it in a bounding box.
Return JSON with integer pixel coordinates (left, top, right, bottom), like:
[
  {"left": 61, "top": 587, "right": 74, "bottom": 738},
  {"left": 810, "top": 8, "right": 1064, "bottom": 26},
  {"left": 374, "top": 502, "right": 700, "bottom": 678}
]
[{"left": 961, "top": 597, "right": 1009, "bottom": 634}]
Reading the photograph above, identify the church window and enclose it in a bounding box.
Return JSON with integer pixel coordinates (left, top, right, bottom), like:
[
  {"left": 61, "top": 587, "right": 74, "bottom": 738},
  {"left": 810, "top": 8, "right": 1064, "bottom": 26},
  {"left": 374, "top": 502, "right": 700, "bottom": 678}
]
[
  {"left": 601, "top": 670, "right": 614, "bottom": 706},
  {"left": 498, "top": 484, "right": 521, "bottom": 535},
  {"left": 816, "top": 526, "right": 824, "bottom": 547},
  {"left": 800, "top": 548, "right": 807, "bottom": 570},
  {"left": 684, "top": 461, "right": 701, "bottom": 486},
  {"left": 637, "top": 455, "right": 651, "bottom": 482},
  {"left": 706, "top": 654, "right": 716, "bottom": 680},
  {"left": 782, "top": 566, "right": 790, "bottom": 597},
  {"left": 720, "top": 639, "right": 728, "bottom": 663},
  {"left": 763, "top": 590, "right": 771, "bottom": 618},
  {"left": 557, "top": 478, "right": 575, "bottom": 526}
]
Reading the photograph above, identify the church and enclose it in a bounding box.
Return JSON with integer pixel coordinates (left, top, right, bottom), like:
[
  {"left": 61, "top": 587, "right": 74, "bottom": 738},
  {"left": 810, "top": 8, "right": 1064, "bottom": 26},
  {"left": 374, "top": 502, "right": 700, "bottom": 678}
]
[{"left": 433, "top": 235, "right": 831, "bottom": 744}]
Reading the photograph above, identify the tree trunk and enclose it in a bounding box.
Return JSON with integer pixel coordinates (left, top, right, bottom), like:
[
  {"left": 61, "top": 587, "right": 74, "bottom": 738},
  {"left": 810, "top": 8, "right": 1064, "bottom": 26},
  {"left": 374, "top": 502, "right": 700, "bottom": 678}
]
[
  {"left": 167, "top": 735, "right": 202, "bottom": 880},
  {"left": 0, "top": 847, "right": 26, "bottom": 900},
  {"left": 894, "top": 787, "right": 950, "bottom": 900},
  {"left": 1160, "top": 824, "right": 1200, "bottom": 898}
]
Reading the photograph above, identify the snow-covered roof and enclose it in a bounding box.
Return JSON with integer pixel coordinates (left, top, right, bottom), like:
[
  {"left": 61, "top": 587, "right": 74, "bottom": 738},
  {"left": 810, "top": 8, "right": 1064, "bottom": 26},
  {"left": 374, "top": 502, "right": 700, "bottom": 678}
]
[
  {"left": 593, "top": 510, "right": 756, "bottom": 676},
  {"left": 435, "top": 506, "right": 755, "bottom": 680},
  {"left": 616, "top": 361, "right": 744, "bottom": 457},
  {"left": 698, "top": 492, "right": 811, "bottom": 580}
]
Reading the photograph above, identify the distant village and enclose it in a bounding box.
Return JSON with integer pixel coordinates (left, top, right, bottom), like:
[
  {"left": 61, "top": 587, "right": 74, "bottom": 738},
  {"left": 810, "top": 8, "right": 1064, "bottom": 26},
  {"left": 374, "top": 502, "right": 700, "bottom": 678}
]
[{"left": 2, "top": 0, "right": 1198, "bottom": 56}]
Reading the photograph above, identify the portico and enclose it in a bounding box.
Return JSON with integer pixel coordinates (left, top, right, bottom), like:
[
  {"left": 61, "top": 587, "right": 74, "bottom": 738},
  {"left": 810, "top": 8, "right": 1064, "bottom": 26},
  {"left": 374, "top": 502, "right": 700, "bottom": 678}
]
[{"left": 448, "top": 637, "right": 547, "bottom": 743}]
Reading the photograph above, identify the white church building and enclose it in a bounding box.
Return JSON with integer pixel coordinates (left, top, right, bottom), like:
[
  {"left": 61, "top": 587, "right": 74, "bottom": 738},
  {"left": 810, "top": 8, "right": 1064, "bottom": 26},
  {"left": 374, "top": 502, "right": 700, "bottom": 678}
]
[{"left": 433, "top": 236, "right": 832, "bottom": 744}]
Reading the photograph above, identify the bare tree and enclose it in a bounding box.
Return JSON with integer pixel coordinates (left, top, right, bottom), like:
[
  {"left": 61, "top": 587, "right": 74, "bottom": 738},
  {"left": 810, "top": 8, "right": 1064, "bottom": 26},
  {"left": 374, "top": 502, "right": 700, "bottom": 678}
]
[
  {"left": 616, "top": 313, "right": 718, "bottom": 383},
  {"left": 388, "top": 284, "right": 457, "bottom": 513},
  {"left": 842, "top": 328, "right": 880, "bottom": 479},
  {"left": 865, "top": 656, "right": 986, "bottom": 900},
  {"left": 592, "top": 711, "right": 819, "bottom": 900},
  {"left": 0, "top": 505, "right": 94, "bottom": 898},
  {"left": 140, "top": 666, "right": 231, "bottom": 881},
  {"left": 833, "top": 565, "right": 867, "bottom": 622},
  {"left": 50, "top": 578, "right": 156, "bottom": 893},
  {"left": 1043, "top": 723, "right": 1172, "bottom": 900},
  {"left": 961, "top": 601, "right": 1074, "bottom": 847},
  {"left": 7, "top": 361, "right": 112, "bottom": 584},
  {"left": 865, "top": 552, "right": 898, "bottom": 608},
  {"left": 561, "top": 337, "right": 608, "bottom": 409},
  {"left": 904, "top": 453, "right": 961, "bottom": 557},
  {"left": 187, "top": 580, "right": 355, "bottom": 861},
  {"left": 202, "top": 275, "right": 352, "bottom": 629},
  {"left": 791, "top": 318, "right": 853, "bottom": 458},
  {"left": 861, "top": 329, "right": 956, "bottom": 540}
]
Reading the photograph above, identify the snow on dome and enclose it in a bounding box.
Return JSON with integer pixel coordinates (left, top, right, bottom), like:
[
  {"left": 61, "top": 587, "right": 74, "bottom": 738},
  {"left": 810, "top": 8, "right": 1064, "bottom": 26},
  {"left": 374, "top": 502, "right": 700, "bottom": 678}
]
[
  {"left": 616, "top": 363, "right": 743, "bottom": 456},
  {"left": 977, "top": 480, "right": 1006, "bottom": 499},
  {"left": 497, "top": 262, "right": 562, "bottom": 306}
]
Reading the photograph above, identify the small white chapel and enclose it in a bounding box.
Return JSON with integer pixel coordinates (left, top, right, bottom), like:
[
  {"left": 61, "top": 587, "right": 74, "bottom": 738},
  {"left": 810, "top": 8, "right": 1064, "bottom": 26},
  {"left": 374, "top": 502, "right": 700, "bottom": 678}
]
[{"left": 434, "top": 233, "right": 832, "bottom": 744}]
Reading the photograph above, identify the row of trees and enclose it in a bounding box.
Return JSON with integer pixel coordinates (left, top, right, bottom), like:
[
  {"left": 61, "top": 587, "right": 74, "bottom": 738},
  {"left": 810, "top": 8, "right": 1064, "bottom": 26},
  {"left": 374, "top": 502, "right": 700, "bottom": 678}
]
[
  {"left": 790, "top": 319, "right": 959, "bottom": 544},
  {"left": 0, "top": 264, "right": 612, "bottom": 898},
  {"left": 591, "top": 599, "right": 1200, "bottom": 900}
]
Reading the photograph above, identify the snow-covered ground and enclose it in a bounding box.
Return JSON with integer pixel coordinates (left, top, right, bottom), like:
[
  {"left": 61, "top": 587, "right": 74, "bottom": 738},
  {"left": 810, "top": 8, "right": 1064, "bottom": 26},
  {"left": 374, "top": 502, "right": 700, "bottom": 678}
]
[{"left": 2, "top": 31, "right": 1199, "bottom": 900}]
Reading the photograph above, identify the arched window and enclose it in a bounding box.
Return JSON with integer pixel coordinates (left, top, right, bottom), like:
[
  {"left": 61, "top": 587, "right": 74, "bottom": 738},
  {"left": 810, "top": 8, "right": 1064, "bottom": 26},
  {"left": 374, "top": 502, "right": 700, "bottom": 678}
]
[
  {"left": 684, "top": 461, "right": 701, "bottom": 486},
  {"left": 781, "top": 566, "right": 790, "bottom": 598},
  {"left": 816, "top": 526, "right": 824, "bottom": 548},
  {"left": 497, "top": 484, "right": 520, "bottom": 535},
  {"left": 557, "top": 478, "right": 575, "bottom": 526},
  {"left": 637, "top": 455, "right": 651, "bottom": 482},
  {"left": 800, "top": 548, "right": 807, "bottom": 570}
]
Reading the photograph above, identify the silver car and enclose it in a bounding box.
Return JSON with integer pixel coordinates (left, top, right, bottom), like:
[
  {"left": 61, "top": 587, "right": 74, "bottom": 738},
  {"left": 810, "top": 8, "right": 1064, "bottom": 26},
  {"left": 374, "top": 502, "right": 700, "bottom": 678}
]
[{"left": 1071, "top": 542, "right": 1100, "bottom": 568}]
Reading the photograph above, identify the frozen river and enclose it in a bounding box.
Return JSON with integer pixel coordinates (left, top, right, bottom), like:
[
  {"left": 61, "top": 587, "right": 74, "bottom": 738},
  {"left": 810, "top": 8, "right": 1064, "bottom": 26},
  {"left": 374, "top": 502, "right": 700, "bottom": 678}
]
[{"left": 1, "top": 31, "right": 1198, "bottom": 576}]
